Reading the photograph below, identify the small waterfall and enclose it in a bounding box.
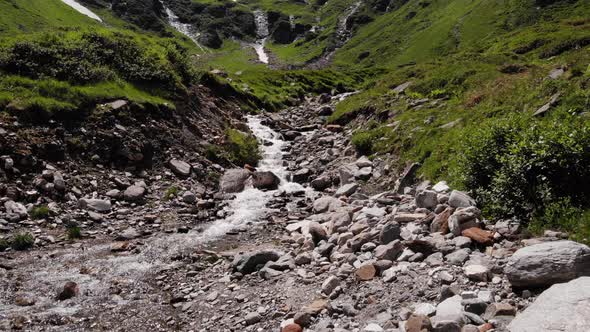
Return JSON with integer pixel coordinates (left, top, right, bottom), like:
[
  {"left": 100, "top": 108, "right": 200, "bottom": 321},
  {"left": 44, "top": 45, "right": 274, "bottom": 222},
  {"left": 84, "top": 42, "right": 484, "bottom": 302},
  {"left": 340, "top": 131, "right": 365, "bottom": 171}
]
[
  {"left": 253, "top": 10, "right": 270, "bottom": 64},
  {"left": 160, "top": 1, "right": 206, "bottom": 52},
  {"left": 60, "top": 0, "right": 102, "bottom": 22}
]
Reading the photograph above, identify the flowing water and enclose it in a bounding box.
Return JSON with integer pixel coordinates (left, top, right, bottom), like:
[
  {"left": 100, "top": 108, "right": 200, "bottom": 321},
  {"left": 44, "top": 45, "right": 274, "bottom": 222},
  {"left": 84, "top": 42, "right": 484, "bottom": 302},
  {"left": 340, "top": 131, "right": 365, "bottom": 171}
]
[
  {"left": 253, "top": 10, "right": 270, "bottom": 64},
  {"left": 61, "top": 0, "right": 102, "bottom": 22},
  {"left": 160, "top": 1, "right": 206, "bottom": 53}
]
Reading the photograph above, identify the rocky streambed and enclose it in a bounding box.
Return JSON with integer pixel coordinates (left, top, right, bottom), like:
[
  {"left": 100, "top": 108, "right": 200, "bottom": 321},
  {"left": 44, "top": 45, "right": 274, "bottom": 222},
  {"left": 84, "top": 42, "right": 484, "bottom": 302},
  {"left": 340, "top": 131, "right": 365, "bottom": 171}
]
[{"left": 1, "top": 92, "right": 590, "bottom": 331}]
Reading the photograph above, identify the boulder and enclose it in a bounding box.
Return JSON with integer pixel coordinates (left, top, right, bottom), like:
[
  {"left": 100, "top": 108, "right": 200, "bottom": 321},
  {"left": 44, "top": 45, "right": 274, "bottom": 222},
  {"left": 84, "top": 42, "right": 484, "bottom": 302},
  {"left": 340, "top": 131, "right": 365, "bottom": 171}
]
[
  {"left": 169, "top": 159, "right": 191, "bottom": 177},
  {"left": 448, "top": 190, "right": 476, "bottom": 208},
  {"left": 4, "top": 201, "right": 27, "bottom": 219},
  {"left": 123, "top": 185, "right": 145, "bottom": 202},
  {"left": 56, "top": 281, "right": 79, "bottom": 301},
  {"left": 233, "top": 250, "right": 282, "bottom": 274},
  {"left": 448, "top": 207, "right": 480, "bottom": 236},
  {"left": 374, "top": 240, "right": 403, "bottom": 261},
  {"left": 379, "top": 221, "right": 401, "bottom": 244},
  {"left": 78, "top": 198, "right": 111, "bottom": 213},
  {"left": 292, "top": 168, "right": 311, "bottom": 183},
  {"left": 355, "top": 263, "right": 377, "bottom": 281},
  {"left": 252, "top": 171, "right": 280, "bottom": 190},
  {"left": 505, "top": 240, "right": 590, "bottom": 287},
  {"left": 508, "top": 277, "right": 590, "bottom": 331},
  {"left": 405, "top": 314, "right": 432, "bottom": 332},
  {"left": 313, "top": 196, "right": 342, "bottom": 213},
  {"left": 220, "top": 169, "right": 251, "bottom": 193},
  {"left": 321, "top": 276, "right": 341, "bottom": 295},
  {"left": 310, "top": 176, "right": 332, "bottom": 191},
  {"left": 416, "top": 190, "right": 438, "bottom": 209}
]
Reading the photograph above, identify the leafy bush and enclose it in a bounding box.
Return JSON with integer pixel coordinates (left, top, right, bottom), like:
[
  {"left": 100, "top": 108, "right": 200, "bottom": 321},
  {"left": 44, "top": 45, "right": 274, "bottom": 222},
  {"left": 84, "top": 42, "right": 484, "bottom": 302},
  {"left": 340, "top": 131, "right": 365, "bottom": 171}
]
[
  {"left": 0, "top": 29, "right": 194, "bottom": 90},
  {"left": 67, "top": 226, "right": 82, "bottom": 240},
  {"left": 457, "top": 110, "right": 590, "bottom": 222},
  {"left": 0, "top": 238, "right": 9, "bottom": 251},
  {"left": 11, "top": 233, "right": 34, "bottom": 251},
  {"left": 30, "top": 205, "right": 51, "bottom": 220},
  {"left": 351, "top": 131, "right": 374, "bottom": 155},
  {"left": 529, "top": 198, "right": 590, "bottom": 245},
  {"left": 225, "top": 129, "right": 260, "bottom": 166}
]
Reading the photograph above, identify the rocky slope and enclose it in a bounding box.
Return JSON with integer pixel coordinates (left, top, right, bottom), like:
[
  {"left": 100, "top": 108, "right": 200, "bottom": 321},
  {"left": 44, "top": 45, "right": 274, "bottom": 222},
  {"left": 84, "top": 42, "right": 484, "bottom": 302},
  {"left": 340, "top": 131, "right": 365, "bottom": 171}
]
[{"left": 1, "top": 91, "right": 589, "bottom": 331}]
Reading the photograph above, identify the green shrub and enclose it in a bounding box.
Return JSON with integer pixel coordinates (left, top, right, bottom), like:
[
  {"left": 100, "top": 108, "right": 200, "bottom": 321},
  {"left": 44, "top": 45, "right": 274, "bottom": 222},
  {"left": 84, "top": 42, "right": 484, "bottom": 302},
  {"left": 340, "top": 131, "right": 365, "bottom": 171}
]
[
  {"left": 11, "top": 233, "right": 34, "bottom": 251},
  {"left": 67, "top": 226, "right": 82, "bottom": 240},
  {"left": 30, "top": 205, "right": 51, "bottom": 220},
  {"left": 225, "top": 129, "right": 260, "bottom": 166},
  {"left": 163, "top": 186, "right": 180, "bottom": 201},
  {"left": 457, "top": 110, "right": 590, "bottom": 221},
  {"left": 529, "top": 198, "right": 590, "bottom": 245},
  {"left": 351, "top": 131, "right": 374, "bottom": 155},
  {"left": 0, "top": 238, "right": 9, "bottom": 251}
]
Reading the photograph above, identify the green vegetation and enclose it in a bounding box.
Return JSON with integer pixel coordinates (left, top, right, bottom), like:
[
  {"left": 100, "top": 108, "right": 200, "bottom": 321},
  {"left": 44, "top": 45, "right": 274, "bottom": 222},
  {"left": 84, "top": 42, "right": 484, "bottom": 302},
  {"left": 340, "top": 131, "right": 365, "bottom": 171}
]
[
  {"left": 0, "top": 238, "right": 9, "bottom": 251},
  {"left": 30, "top": 205, "right": 51, "bottom": 220},
  {"left": 163, "top": 186, "right": 180, "bottom": 201},
  {"left": 11, "top": 233, "right": 34, "bottom": 251},
  {"left": 529, "top": 199, "right": 590, "bottom": 245},
  {"left": 67, "top": 226, "right": 82, "bottom": 240},
  {"left": 225, "top": 128, "right": 260, "bottom": 166}
]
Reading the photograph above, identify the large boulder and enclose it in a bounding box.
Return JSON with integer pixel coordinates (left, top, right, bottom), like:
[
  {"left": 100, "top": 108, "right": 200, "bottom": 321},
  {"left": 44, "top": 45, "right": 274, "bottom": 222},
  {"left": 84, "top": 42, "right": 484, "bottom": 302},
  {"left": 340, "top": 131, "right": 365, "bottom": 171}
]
[
  {"left": 220, "top": 169, "right": 251, "bottom": 193},
  {"left": 232, "top": 250, "right": 282, "bottom": 274},
  {"left": 448, "top": 190, "right": 476, "bottom": 208},
  {"left": 252, "top": 171, "right": 280, "bottom": 190},
  {"left": 508, "top": 277, "right": 590, "bottom": 331},
  {"left": 4, "top": 201, "right": 28, "bottom": 219},
  {"left": 335, "top": 183, "right": 359, "bottom": 197},
  {"left": 505, "top": 240, "right": 590, "bottom": 287}
]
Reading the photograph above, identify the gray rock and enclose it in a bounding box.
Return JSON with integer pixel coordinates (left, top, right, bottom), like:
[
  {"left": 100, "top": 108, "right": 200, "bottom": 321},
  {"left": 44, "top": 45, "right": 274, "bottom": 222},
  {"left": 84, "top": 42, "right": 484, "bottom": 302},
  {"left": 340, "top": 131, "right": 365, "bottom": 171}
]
[
  {"left": 182, "top": 191, "right": 197, "bottom": 204},
  {"left": 436, "top": 295, "right": 463, "bottom": 316},
  {"left": 313, "top": 196, "right": 343, "bottom": 213},
  {"left": 374, "top": 240, "right": 403, "bottom": 261},
  {"left": 354, "top": 167, "right": 373, "bottom": 180},
  {"left": 252, "top": 171, "right": 280, "bottom": 190},
  {"left": 380, "top": 221, "right": 401, "bottom": 244},
  {"left": 78, "top": 198, "right": 111, "bottom": 213},
  {"left": 430, "top": 315, "right": 463, "bottom": 332},
  {"left": 432, "top": 181, "right": 450, "bottom": 193},
  {"left": 339, "top": 164, "right": 359, "bottom": 185},
  {"left": 169, "top": 159, "right": 191, "bottom": 177},
  {"left": 123, "top": 185, "right": 145, "bottom": 202},
  {"left": 321, "top": 276, "right": 341, "bottom": 295},
  {"left": 335, "top": 183, "right": 359, "bottom": 197},
  {"left": 220, "top": 169, "right": 251, "bottom": 193},
  {"left": 414, "top": 303, "right": 436, "bottom": 317},
  {"left": 311, "top": 176, "right": 332, "bottom": 191},
  {"left": 508, "top": 277, "right": 590, "bottom": 332},
  {"left": 505, "top": 240, "right": 590, "bottom": 287},
  {"left": 233, "top": 250, "right": 282, "bottom": 274},
  {"left": 416, "top": 190, "right": 438, "bottom": 209},
  {"left": 4, "top": 201, "right": 27, "bottom": 219},
  {"left": 448, "top": 207, "right": 480, "bottom": 236},
  {"left": 445, "top": 249, "right": 470, "bottom": 266},
  {"left": 448, "top": 190, "right": 476, "bottom": 208},
  {"left": 244, "top": 312, "right": 262, "bottom": 325},
  {"left": 292, "top": 168, "right": 311, "bottom": 183},
  {"left": 464, "top": 264, "right": 490, "bottom": 281}
]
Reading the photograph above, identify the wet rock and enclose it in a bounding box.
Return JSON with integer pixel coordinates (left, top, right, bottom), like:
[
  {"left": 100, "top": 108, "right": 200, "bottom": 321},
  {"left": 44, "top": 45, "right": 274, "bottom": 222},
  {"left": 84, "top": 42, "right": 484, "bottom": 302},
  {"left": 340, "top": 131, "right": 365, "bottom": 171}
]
[
  {"left": 233, "top": 250, "right": 282, "bottom": 274},
  {"left": 123, "top": 185, "right": 145, "bottom": 202},
  {"left": 292, "top": 168, "right": 311, "bottom": 183},
  {"left": 252, "top": 171, "right": 280, "bottom": 190},
  {"left": 220, "top": 169, "right": 251, "bottom": 193},
  {"left": 505, "top": 240, "right": 590, "bottom": 287},
  {"left": 448, "top": 190, "right": 476, "bottom": 208},
  {"left": 508, "top": 277, "right": 590, "bottom": 331},
  {"left": 78, "top": 198, "right": 111, "bottom": 213},
  {"left": 56, "top": 281, "right": 79, "bottom": 301},
  {"left": 318, "top": 105, "right": 334, "bottom": 116},
  {"left": 169, "top": 159, "right": 191, "bottom": 177},
  {"left": 14, "top": 294, "right": 36, "bottom": 306}
]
